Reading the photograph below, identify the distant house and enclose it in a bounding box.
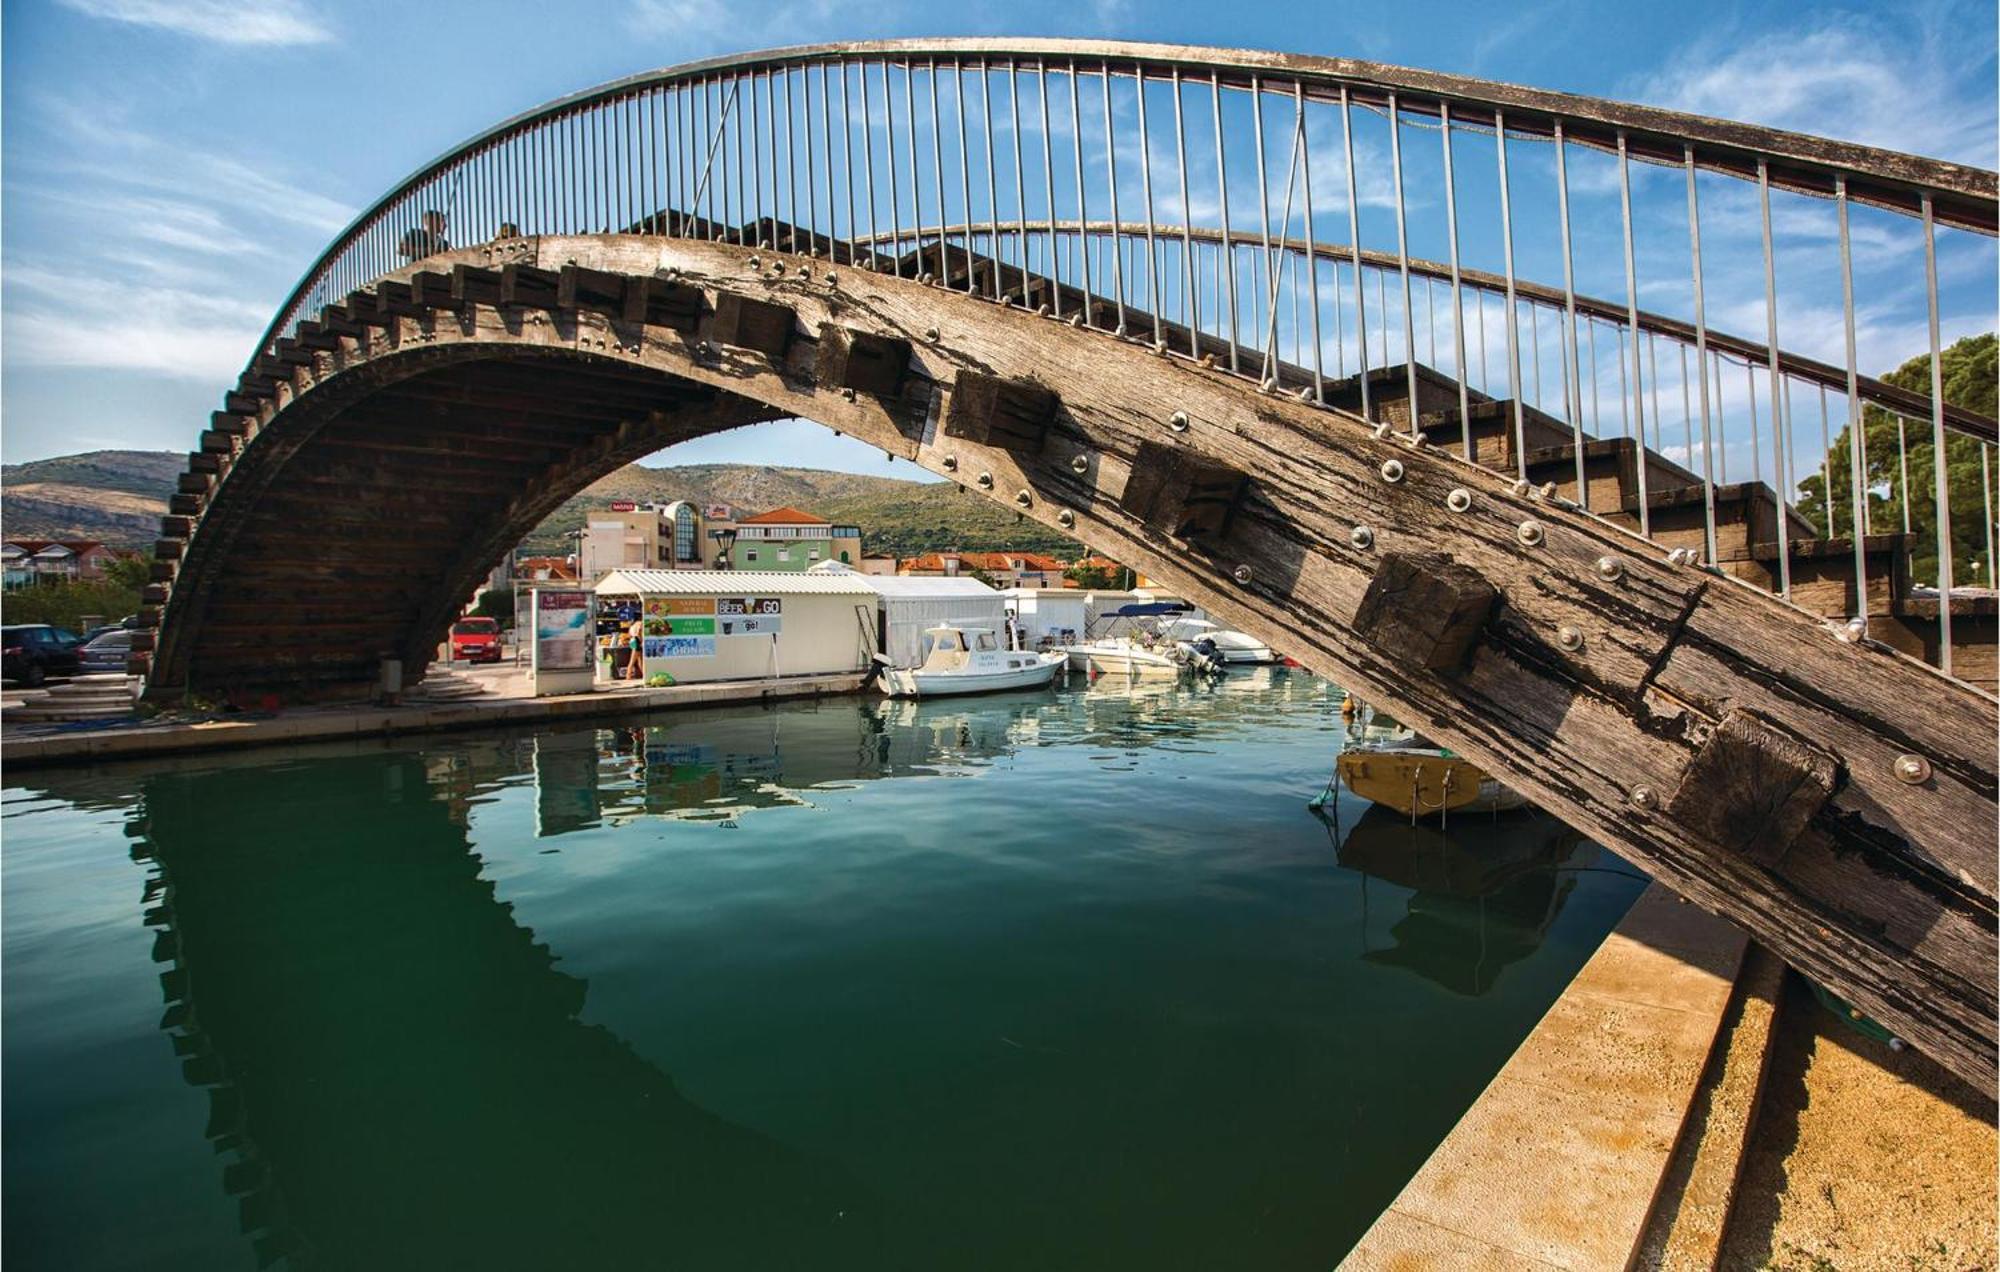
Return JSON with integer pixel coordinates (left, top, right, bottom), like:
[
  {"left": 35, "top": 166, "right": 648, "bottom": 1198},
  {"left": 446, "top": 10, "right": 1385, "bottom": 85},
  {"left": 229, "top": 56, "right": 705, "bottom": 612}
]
[
  {"left": 514, "top": 555, "right": 580, "bottom": 582},
  {"left": 728, "top": 506, "right": 863, "bottom": 572},
  {"left": 897, "top": 551, "right": 1068, "bottom": 589},
  {"left": 2, "top": 539, "right": 122, "bottom": 589}
]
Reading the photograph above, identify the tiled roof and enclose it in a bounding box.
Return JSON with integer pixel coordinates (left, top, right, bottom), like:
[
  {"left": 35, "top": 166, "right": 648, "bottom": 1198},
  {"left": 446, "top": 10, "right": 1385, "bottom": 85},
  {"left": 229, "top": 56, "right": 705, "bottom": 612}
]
[
  {"left": 737, "top": 506, "right": 830, "bottom": 525},
  {"left": 594, "top": 569, "right": 876, "bottom": 596}
]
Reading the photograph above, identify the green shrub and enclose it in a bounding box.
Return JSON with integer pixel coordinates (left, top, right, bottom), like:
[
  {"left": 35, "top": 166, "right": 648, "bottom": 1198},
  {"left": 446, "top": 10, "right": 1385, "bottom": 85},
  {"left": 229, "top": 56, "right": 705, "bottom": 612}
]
[{"left": 1, "top": 579, "right": 142, "bottom": 633}]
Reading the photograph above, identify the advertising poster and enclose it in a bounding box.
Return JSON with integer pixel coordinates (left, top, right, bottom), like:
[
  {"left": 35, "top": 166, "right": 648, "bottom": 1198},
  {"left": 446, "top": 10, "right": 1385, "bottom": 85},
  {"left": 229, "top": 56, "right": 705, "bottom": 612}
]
[
  {"left": 534, "top": 589, "right": 592, "bottom": 670},
  {"left": 642, "top": 596, "right": 718, "bottom": 636},
  {"left": 716, "top": 596, "right": 783, "bottom": 617},
  {"left": 719, "top": 615, "right": 782, "bottom": 637},
  {"left": 643, "top": 636, "right": 717, "bottom": 659}
]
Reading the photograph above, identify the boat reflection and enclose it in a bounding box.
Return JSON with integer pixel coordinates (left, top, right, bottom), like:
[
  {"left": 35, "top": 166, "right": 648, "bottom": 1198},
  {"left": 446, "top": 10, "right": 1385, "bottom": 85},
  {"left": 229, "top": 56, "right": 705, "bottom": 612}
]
[
  {"left": 129, "top": 753, "right": 881, "bottom": 1268},
  {"left": 1324, "top": 803, "right": 1603, "bottom": 996},
  {"left": 522, "top": 667, "right": 1338, "bottom": 833}
]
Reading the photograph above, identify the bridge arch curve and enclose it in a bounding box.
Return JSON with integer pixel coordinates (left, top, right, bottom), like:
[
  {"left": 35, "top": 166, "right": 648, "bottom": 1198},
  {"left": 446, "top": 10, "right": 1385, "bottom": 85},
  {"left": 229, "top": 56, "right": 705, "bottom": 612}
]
[{"left": 148, "top": 43, "right": 1999, "bottom": 1086}]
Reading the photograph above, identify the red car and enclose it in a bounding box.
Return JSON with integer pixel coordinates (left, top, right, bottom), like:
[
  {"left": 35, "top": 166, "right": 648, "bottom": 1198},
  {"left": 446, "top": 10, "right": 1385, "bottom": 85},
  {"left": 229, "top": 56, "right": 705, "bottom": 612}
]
[{"left": 449, "top": 617, "right": 503, "bottom": 663}]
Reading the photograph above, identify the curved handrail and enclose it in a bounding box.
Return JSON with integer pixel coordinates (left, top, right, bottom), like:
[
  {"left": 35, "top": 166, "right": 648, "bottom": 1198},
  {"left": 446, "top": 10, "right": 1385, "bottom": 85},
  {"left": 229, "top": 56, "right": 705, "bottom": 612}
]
[{"left": 253, "top": 39, "right": 1998, "bottom": 362}]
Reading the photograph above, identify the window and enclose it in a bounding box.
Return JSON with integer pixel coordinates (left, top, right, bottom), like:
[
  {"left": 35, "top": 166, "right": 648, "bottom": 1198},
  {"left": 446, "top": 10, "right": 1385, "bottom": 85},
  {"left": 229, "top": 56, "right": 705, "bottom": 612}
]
[
  {"left": 973, "top": 632, "right": 997, "bottom": 651},
  {"left": 840, "top": 551, "right": 850, "bottom": 563},
  {"left": 778, "top": 547, "right": 791, "bottom": 562},
  {"left": 809, "top": 547, "right": 821, "bottom": 561},
  {"left": 674, "top": 505, "right": 699, "bottom": 562},
  {"left": 746, "top": 548, "right": 758, "bottom": 563}
]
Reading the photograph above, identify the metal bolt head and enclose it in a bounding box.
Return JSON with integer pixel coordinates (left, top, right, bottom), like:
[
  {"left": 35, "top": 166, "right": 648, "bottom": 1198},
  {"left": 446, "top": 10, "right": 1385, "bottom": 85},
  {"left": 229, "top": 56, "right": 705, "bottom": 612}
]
[
  {"left": 1036, "top": 303, "right": 1050, "bottom": 318},
  {"left": 924, "top": 327, "right": 941, "bottom": 344},
  {"left": 920, "top": 271, "right": 935, "bottom": 285},
  {"left": 1556, "top": 624, "right": 1584, "bottom": 652},
  {"left": 826, "top": 272, "right": 839, "bottom": 288},
  {"left": 1372, "top": 421, "right": 1394, "bottom": 441},
  {"left": 1169, "top": 410, "right": 1190, "bottom": 433},
  {"left": 748, "top": 255, "right": 761, "bottom": 268},
  {"left": 941, "top": 455, "right": 958, "bottom": 471},
  {"left": 1379, "top": 458, "right": 1406, "bottom": 484},
  {"left": 1057, "top": 509, "right": 1075, "bottom": 529},
  {"left": 1516, "top": 519, "right": 1545, "bottom": 547},
  {"left": 976, "top": 471, "right": 994, "bottom": 489},
  {"left": 1595, "top": 555, "right": 1625, "bottom": 583},
  {"left": 1630, "top": 785, "right": 1658, "bottom": 811},
  {"left": 1893, "top": 753, "right": 1933, "bottom": 785},
  {"left": 1446, "top": 488, "right": 1472, "bottom": 513},
  {"left": 1069, "top": 313, "right": 1084, "bottom": 328},
  {"left": 1071, "top": 453, "right": 1090, "bottom": 474},
  {"left": 1231, "top": 564, "right": 1254, "bottom": 585},
  {"left": 1015, "top": 489, "right": 1033, "bottom": 508},
  {"left": 1510, "top": 478, "right": 1531, "bottom": 498},
  {"left": 1539, "top": 481, "right": 1558, "bottom": 500},
  {"left": 1349, "top": 525, "right": 1375, "bottom": 550},
  {"left": 1839, "top": 616, "right": 1868, "bottom": 643},
  {"left": 840, "top": 387, "right": 857, "bottom": 401},
  {"left": 1296, "top": 386, "right": 1314, "bottom": 403}
]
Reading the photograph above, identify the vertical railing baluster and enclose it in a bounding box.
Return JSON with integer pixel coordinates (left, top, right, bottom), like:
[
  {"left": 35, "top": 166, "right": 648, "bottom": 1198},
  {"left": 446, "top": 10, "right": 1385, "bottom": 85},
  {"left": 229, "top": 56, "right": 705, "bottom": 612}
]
[
  {"left": 1011, "top": 63, "right": 1029, "bottom": 300},
  {"left": 927, "top": 60, "right": 946, "bottom": 280},
  {"left": 859, "top": 64, "right": 879, "bottom": 265},
  {"left": 1136, "top": 64, "right": 1160, "bottom": 343},
  {"left": 1387, "top": 93, "right": 1417, "bottom": 431},
  {"left": 1755, "top": 158, "right": 1791, "bottom": 595},
  {"left": 1211, "top": 71, "right": 1239, "bottom": 369},
  {"left": 1554, "top": 120, "right": 1585, "bottom": 500},
  {"left": 1295, "top": 80, "right": 1324, "bottom": 401},
  {"left": 1251, "top": 75, "right": 1275, "bottom": 382},
  {"left": 1817, "top": 385, "right": 1836, "bottom": 537},
  {"left": 1039, "top": 62, "right": 1060, "bottom": 318},
  {"left": 1837, "top": 174, "right": 1869, "bottom": 628},
  {"left": 904, "top": 60, "right": 920, "bottom": 268},
  {"left": 957, "top": 61, "right": 976, "bottom": 292},
  {"left": 1921, "top": 195, "right": 1954, "bottom": 673},
  {"left": 1174, "top": 69, "right": 1196, "bottom": 351},
  {"left": 1442, "top": 102, "right": 1470, "bottom": 457},
  {"left": 984, "top": 61, "right": 1002, "bottom": 300},
  {"left": 1096, "top": 65, "right": 1128, "bottom": 328},
  {"left": 751, "top": 74, "right": 765, "bottom": 238},
  {"left": 1495, "top": 109, "right": 1525, "bottom": 480},
  {"left": 1072, "top": 62, "right": 1094, "bottom": 326},
  {"left": 783, "top": 67, "right": 798, "bottom": 243},
  {"left": 1615, "top": 131, "right": 1649, "bottom": 535},
  {"left": 1685, "top": 146, "right": 1719, "bottom": 565},
  {"left": 884, "top": 61, "right": 903, "bottom": 275},
  {"left": 1341, "top": 86, "right": 1369, "bottom": 419}
]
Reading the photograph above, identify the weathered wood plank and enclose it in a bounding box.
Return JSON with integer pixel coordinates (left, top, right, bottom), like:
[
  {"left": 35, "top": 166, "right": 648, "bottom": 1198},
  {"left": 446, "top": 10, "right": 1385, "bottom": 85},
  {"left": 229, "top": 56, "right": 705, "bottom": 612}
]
[{"left": 1352, "top": 553, "right": 1499, "bottom": 672}]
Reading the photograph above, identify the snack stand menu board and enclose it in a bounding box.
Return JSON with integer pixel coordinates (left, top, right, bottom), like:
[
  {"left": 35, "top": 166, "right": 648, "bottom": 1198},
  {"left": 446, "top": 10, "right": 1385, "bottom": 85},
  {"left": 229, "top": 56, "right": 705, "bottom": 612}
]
[{"left": 530, "top": 587, "right": 595, "bottom": 695}]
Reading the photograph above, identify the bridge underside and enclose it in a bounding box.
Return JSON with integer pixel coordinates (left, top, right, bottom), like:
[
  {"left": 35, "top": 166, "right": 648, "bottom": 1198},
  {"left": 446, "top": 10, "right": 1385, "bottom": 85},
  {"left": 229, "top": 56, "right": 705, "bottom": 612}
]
[
  {"left": 146, "top": 234, "right": 1996, "bottom": 1089},
  {"left": 156, "top": 352, "right": 777, "bottom": 697}
]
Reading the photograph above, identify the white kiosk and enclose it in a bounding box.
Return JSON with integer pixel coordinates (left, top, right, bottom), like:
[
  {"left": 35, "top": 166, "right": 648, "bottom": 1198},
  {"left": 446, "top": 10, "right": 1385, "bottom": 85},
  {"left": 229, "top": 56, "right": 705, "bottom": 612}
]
[{"left": 528, "top": 585, "right": 597, "bottom": 696}]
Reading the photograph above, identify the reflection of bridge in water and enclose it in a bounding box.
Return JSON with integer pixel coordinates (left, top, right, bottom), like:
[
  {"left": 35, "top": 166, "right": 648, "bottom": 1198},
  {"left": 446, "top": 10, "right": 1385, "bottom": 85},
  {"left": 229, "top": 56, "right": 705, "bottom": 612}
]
[{"left": 131, "top": 753, "right": 881, "bottom": 1268}]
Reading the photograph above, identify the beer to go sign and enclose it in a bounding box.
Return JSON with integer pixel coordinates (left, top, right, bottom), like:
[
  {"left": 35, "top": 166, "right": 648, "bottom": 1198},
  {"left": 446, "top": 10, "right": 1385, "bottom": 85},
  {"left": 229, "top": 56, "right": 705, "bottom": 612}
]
[{"left": 643, "top": 595, "right": 782, "bottom": 638}]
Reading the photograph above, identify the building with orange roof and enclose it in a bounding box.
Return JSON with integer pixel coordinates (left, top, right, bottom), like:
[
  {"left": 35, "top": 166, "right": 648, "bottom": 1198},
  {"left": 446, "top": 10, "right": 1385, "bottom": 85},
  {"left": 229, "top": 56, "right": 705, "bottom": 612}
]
[
  {"left": 727, "top": 506, "right": 863, "bottom": 572},
  {"left": 896, "top": 550, "right": 1069, "bottom": 589}
]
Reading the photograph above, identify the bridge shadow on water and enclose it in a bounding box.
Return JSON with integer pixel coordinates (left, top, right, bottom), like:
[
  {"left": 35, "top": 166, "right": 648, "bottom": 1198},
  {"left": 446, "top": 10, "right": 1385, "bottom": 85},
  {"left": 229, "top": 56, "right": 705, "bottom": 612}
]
[{"left": 133, "top": 751, "right": 883, "bottom": 1270}]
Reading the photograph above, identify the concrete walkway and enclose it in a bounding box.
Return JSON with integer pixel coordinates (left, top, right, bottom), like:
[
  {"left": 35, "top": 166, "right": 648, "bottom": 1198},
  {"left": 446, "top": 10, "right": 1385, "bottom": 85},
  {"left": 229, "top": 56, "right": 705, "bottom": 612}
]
[
  {"left": 2, "top": 668, "right": 870, "bottom": 768},
  {"left": 1342, "top": 883, "right": 1748, "bottom": 1270}
]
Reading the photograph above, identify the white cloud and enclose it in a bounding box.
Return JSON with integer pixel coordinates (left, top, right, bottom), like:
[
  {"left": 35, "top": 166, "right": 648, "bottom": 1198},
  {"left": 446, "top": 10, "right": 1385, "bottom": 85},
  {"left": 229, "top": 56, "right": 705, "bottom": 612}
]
[
  {"left": 5, "top": 266, "right": 270, "bottom": 381},
  {"left": 1625, "top": 6, "right": 1997, "bottom": 167},
  {"left": 56, "top": 0, "right": 333, "bottom": 45}
]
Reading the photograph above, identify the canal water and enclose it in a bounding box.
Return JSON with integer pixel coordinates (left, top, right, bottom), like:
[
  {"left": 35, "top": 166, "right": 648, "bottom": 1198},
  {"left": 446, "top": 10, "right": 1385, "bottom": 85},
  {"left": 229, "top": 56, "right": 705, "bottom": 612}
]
[{"left": 3, "top": 668, "right": 1647, "bottom": 1270}]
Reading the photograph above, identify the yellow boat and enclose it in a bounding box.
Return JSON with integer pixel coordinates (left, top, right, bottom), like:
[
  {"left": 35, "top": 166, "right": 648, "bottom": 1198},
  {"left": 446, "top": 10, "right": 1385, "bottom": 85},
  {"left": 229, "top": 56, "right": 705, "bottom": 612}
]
[{"left": 1334, "top": 716, "right": 1530, "bottom": 819}]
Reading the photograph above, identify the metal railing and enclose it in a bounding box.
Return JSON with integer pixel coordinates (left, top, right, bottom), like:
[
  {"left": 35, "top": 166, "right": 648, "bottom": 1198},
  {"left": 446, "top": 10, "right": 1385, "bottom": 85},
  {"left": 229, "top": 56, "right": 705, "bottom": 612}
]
[{"left": 251, "top": 39, "right": 2000, "bottom": 685}]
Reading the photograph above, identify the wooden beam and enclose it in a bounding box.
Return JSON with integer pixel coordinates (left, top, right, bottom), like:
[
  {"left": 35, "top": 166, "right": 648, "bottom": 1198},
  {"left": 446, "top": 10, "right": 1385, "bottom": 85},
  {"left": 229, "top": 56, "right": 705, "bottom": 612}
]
[
  {"left": 943, "top": 369, "right": 1056, "bottom": 452},
  {"left": 711, "top": 291, "right": 795, "bottom": 356},
  {"left": 1352, "top": 553, "right": 1499, "bottom": 673},
  {"left": 1667, "top": 708, "right": 1840, "bottom": 868},
  {"left": 499, "top": 263, "right": 562, "bottom": 310},
  {"left": 816, "top": 323, "right": 910, "bottom": 396},
  {"left": 1120, "top": 439, "right": 1248, "bottom": 543}
]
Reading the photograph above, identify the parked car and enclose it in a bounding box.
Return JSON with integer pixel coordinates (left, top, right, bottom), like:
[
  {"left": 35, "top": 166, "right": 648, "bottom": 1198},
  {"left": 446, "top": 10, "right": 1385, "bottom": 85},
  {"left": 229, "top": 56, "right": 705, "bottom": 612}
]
[
  {"left": 80, "top": 628, "right": 135, "bottom": 675},
  {"left": 449, "top": 617, "right": 504, "bottom": 663},
  {"left": 2, "top": 625, "right": 84, "bottom": 687}
]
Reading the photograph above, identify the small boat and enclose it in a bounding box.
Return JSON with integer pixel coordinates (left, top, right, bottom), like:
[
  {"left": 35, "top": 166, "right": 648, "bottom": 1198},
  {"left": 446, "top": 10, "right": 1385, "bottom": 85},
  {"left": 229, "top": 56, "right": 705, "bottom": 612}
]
[
  {"left": 1156, "top": 616, "right": 1276, "bottom": 664},
  {"left": 1063, "top": 636, "right": 1187, "bottom": 679},
  {"left": 1333, "top": 716, "right": 1529, "bottom": 819},
  {"left": 878, "top": 626, "right": 1067, "bottom": 698}
]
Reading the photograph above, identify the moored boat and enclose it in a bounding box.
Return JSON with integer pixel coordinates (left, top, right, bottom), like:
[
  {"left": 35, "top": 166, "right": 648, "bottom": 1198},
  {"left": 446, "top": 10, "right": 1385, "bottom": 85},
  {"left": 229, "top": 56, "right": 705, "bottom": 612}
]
[
  {"left": 1332, "top": 715, "right": 1530, "bottom": 819},
  {"left": 1155, "top": 617, "right": 1276, "bottom": 664},
  {"left": 879, "top": 626, "right": 1067, "bottom": 698}
]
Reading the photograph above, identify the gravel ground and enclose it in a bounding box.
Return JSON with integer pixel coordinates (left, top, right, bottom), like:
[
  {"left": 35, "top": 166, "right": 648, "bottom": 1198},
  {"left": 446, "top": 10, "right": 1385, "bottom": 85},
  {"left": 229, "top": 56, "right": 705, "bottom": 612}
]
[{"left": 1720, "top": 973, "right": 1997, "bottom": 1271}]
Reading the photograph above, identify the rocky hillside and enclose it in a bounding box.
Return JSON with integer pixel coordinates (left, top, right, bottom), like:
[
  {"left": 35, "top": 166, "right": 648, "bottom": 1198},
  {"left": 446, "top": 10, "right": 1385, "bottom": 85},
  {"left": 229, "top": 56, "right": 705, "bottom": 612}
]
[{"left": 2, "top": 452, "right": 1081, "bottom": 560}]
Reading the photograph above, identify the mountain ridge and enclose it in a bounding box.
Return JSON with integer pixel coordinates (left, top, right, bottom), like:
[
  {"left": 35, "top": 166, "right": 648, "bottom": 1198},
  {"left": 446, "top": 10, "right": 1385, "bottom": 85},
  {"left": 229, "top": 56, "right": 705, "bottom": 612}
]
[{"left": 1, "top": 450, "right": 1082, "bottom": 560}]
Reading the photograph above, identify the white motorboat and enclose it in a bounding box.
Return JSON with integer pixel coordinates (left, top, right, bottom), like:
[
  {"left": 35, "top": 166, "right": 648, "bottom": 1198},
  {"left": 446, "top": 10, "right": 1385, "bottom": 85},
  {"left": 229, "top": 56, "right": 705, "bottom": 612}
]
[
  {"left": 1063, "top": 637, "right": 1186, "bottom": 679},
  {"left": 879, "top": 626, "right": 1067, "bottom": 698},
  {"left": 1155, "top": 616, "right": 1276, "bottom": 664}
]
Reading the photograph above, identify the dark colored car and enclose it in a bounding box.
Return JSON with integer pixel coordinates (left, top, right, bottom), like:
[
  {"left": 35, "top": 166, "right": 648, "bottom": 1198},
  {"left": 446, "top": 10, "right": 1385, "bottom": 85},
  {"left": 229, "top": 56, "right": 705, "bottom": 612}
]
[
  {"left": 80, "top": 628, "right": 136, "bottom": 675},
  {"left": 449, "top": 617, "right": 503, "bottom": 663},
  {"left": 3, "top": 625, "right": 84, "bottom": 687}
]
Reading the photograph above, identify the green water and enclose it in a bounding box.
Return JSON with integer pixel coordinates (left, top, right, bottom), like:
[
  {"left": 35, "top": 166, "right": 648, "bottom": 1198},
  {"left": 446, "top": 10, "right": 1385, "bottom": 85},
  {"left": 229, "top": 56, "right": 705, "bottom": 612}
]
[{"left": 3, "top": 669, "right": 1645, "bottom": 1270}]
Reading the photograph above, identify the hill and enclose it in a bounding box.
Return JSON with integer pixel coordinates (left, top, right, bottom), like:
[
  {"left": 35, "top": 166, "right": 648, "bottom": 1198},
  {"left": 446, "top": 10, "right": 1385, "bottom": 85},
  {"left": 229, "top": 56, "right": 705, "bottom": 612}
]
[
  {"left": 1, "top": 451, "right": 181, "bottom": 545},
  {"left": 1, "top": 451, "right": 1081, "bottom": 560}
]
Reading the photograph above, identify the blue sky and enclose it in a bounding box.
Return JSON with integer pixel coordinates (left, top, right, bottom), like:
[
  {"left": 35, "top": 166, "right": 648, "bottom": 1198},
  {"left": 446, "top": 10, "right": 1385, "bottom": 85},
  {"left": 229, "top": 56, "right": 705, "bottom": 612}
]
[{"left": 3, "top": 0, "right": 1994, "bottom": 480}]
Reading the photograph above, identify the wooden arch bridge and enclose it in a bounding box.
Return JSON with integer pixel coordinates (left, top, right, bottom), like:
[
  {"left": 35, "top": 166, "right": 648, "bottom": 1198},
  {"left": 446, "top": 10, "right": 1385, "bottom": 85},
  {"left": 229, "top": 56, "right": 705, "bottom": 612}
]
[{"left": 137, "top": 41, "right": 1997, "bottom": 1087}]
